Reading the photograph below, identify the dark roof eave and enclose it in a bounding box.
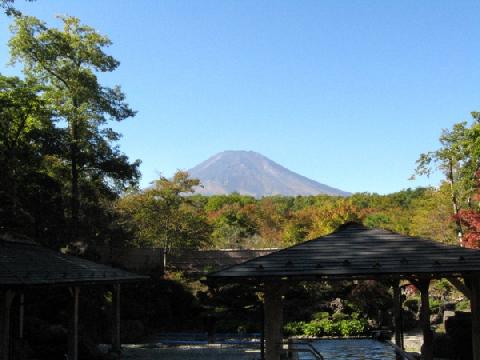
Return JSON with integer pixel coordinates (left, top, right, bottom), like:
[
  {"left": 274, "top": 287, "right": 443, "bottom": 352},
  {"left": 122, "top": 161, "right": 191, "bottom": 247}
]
[
  {"left": 0, "top": 275, "right": 150, "bottom": 289},
  {"left": 207, "top": 269, "right": 480, "bottom": 285}
]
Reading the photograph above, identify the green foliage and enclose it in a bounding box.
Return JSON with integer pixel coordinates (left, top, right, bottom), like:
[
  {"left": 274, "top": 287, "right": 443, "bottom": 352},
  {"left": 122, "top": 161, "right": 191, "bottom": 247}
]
[
  {"left": 415, "top": 115, "right": 480, "bottom": 245},
  {"left": 364, "top": 213, "right": 391, "bottom": 229},
  {"left": 455, "top": 299, "right": 471, "bottom": 311},
  {"left": 332, "top": 311, "right": 349, "bottom": 321},
  {"left": 284, "top": 321, "right": 306, "bottom": 336},
  {"left": 429, "top": 298, "right": 442, "bottom": 313},
  {"left": 312, "top": 311, "right": 330, "bottom": 320},
  {"left": 117, "top": 171, "right": 212, "bottom": 252},
  {"left": 0, "top": 74, "right": 64, "bottom": 240},
  {"left": 210, "top": 204, "right": 257, "bottom": 248},
  {"left": 283, "top": 316, "right": 368, "bottom": 337},
  {"left": 8, "top": 14, "right": 139, "bottom": 244},
  {"left": 409, "top": 185, "right": 457, "bottom": 244},
  {"left": 434, "top": 278, "right": 454, "bottom": 293},
  {"left": 115, "top": 185, "right": 464, "bottom": 250},
  {"left": 205, "top": 193, "right": 255, "bottom": 212}
]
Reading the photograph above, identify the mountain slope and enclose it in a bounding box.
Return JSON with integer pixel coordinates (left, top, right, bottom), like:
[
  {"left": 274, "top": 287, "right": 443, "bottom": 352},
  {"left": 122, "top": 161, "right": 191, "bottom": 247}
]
[{"left": 188, "top": 151, "right": 350, "bottom": 197}]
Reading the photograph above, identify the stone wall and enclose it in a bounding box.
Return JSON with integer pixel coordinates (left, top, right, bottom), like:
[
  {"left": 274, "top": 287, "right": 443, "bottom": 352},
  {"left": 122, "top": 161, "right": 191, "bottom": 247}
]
[{"left": 95, "top": 247, "right": 277, "bottom": 273}]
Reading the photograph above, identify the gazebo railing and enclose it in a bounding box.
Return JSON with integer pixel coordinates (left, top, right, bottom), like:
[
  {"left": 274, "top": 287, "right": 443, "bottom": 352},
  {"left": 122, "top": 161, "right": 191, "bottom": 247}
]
[{"left": 285, "top": 340, "right": 325, "bottom": 360}]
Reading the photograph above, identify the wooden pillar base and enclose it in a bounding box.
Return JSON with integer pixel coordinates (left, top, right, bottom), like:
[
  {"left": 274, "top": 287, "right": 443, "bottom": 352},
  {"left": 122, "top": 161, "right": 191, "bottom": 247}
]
[
  {"left": 471, "top": 276, "right": 480, "bottom": 360},
  {"left": 264, "top": 282, "right": 284, "bottom": 360},
  {"left": 68, "top": 287, "right": 80, "bottom": 360},
  {"left": 392, "top": 280, "right": 403, "bottom": 350},
  {"left": 418, "top": 279, "right": 433, "bottom": 360},
  {"left": 1, "top": 290, "right": 15, "bottom": 360},
  {"left": 111, "top": 284, "right": 121, "bottom": 353}
]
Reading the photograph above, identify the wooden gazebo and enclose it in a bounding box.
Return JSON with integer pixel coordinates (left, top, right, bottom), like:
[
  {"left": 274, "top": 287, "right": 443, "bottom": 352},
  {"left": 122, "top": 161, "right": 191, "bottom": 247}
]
[
  {"left": 0, "top": 235, "right": 147, "bottom": 360},
  {"left": 208, "top": 223, "right": 480, "bottom": 360}
]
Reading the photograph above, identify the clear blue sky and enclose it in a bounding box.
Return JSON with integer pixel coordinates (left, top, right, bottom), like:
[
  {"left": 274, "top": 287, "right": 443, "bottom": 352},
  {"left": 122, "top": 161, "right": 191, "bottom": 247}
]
[{"left": 1, "top": 0, "right": 479, "bottom": 194}]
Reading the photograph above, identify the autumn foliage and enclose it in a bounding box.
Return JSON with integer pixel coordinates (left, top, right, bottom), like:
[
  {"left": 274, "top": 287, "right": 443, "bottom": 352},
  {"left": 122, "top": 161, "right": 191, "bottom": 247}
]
[{"left": 458, "top": 171, "right": 480, "bottom": 248}]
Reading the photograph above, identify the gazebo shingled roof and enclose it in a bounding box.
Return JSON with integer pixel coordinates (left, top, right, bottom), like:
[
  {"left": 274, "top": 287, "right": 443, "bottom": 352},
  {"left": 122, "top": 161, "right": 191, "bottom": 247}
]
[
  {"left": 207, "top": 223, "right": 480, "bottom": 360},
  {"left": 208, "top": 222, "right": 480, "bottom": 282},
  {"left": 0, "top": 236, "right": 148, "bottom": 360},
  {"left": 0, "top": 237, "right": 147, "bottom": 288}
]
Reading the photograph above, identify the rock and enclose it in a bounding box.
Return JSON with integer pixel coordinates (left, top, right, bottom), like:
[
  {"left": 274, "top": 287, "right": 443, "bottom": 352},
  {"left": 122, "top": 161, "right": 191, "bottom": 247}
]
[
  {"left": 430, "top": 313, "right": 442, "bottom": 325},
  {"left": 444, "top": 302, "right": 456, "bottom": 311},
  {"left": 407, "top": 351, "right": 422, "bottom": 360},
  {"left": 406, "top": 352, "right": 421, "bottom": 359},
  {"left": 401, "top": 309, "right": 418, "bottom": 331},
  {"left": 79, "top": 334, "right": 104, "bottom": 360},
  {"left": 445, "top": 312, "right": 472, "bottom": 360},
  {"left": 443, "top": 310, "right": 455, "bottom": 325},
  {"left": 330, "top": 298, "right": 344, "bottom": 313},
  {"left": 433, "top": 333, "right": 455, "bottom": 359}
]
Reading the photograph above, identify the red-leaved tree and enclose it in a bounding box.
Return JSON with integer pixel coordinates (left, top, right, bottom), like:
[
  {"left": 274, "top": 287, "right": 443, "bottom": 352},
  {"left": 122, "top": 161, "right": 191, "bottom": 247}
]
[{"left": 458, "top": 170, "right": 480, "bottom": 248}]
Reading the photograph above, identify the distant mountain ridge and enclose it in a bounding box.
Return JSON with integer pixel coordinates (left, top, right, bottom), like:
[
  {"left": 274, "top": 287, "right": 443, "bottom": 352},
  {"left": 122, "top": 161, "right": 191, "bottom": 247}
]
[{"left": 188, "top": 150, "right": 350, "bottom": 197}]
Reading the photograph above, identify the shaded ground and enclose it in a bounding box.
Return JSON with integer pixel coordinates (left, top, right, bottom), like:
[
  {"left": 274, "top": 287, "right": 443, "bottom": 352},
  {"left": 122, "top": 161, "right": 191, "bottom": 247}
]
[{"left": 121, "top": 344, "right": 261, "bottom": 360}]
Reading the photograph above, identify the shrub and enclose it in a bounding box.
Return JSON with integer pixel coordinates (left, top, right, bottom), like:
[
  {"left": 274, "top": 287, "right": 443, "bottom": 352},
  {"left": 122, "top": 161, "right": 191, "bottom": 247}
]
[
  {"left": 332, "top": 312, "right": 349, "bottom": 321},
  {"left": 312, "top": 311, "right": 330, "bottom": 320},
  {"left": 283, "top": 318, "right": 368, "bottom": 337},
  {"left": 304, "top": 321, "right": 324, "bottom": 337},
  {"left": 284, "top": 321, "right": 306, "bottom": 336},
  {"left": 455, "top": 299, "right": 470, "bottom": 311},
  {"left": 339, "top": 319, "right": 367, "bottom": 336},
  {"left": 429, "top": 298, "right": 442, "bottom": 313}
]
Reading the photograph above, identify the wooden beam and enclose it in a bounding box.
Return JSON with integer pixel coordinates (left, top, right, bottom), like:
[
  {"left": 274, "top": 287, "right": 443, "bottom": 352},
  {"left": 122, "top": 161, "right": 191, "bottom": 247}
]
[
  {"left": 418, "top": 279, "right": 433, "bottom": 360},
  {"left": 68, "top": 287, "right": 80, "bottom": 360},
  {"left": 1, "top": 290, "right": 15, "bottom": 360},
  {"left": 392, "top": 280, "right": 403, "bottom": 350},
  {"left": 447, "top": 277, "right": 471, "bottom": 299},
  {"left": 111, "top": 284, "right": 121, "bottom": 353},
  {"left": 264, "top": 282, "right": 285, "bottom": 360},
  {"left": 471, "top": 275, "right": 480, "bottom": 360}
]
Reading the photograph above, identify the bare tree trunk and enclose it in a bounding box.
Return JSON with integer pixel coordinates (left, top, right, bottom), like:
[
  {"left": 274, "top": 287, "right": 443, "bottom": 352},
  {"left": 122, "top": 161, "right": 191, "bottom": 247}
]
[
  {"left": 448, "top": 160, "right": 464, "bottom": 245},
  {"left": 70, "top": 118, "right": 79, "bottom": 243}
]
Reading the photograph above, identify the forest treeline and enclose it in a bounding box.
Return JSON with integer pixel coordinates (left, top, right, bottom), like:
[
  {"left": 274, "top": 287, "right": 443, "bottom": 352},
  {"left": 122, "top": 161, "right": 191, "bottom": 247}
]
[
  {"left": 116, "top": 180, "right": 458, "bottom": 250},
  {"left": 1, "top": 12, "right": 480, "bottom": 253}
]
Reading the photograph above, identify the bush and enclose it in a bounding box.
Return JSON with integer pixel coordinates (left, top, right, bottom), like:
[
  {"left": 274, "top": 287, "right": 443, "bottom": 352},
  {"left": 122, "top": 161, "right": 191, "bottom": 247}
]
[
  {"left": 455, "top": 299, "right": 470, "bottom": 311},
  {"left": 283, "top": 318, "right": 368, "bottom": 337},
  {"left": 339, "top": 319, "right": 367, "bottom": 336},
  {"left": 312, "top": 311, "right": 330, "bottom": 320},
  {"left": 332, "top": 312, "right": 349, "bottom": 321},
  {"left": 430, "top": 298, "right": 442, "bottom": 314},
  {"left": 304, "top": 321, "right": 325, "bottom": 337},
  {"left": 283, "top": 321, "right": 306, "bottom": 336}
]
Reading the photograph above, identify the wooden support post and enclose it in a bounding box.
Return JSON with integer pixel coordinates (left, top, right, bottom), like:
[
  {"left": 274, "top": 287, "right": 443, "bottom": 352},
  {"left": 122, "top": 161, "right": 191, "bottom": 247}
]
[
  {"left": 19, "top": 293, "right": 24, "bottom": 340},
  {"left": 471, "top": 275, "right": 480, "bottom": 360},
  {"left": 392, "top": 280, "right": 403, "bottom": 349},
  {"left": 1, "top": 290, "right": 15, "bottom": 360},
  {"left": 261, "top": 302, "right": 265, "bottom": 360},
  {"left": 68, "top": 287, "right": 80, "bottom": 360},
  {"left": 264, "top": 282, "right": 284, "bottom": 360},
  {"left": 287, "top": 337, "right": 293, "bottom": 359},
  {"left": 418, "top": 279, "right": 433, "bottom": 360},
  {"left": 112, "top": 284, "right": 121, "bottom": 353}
]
